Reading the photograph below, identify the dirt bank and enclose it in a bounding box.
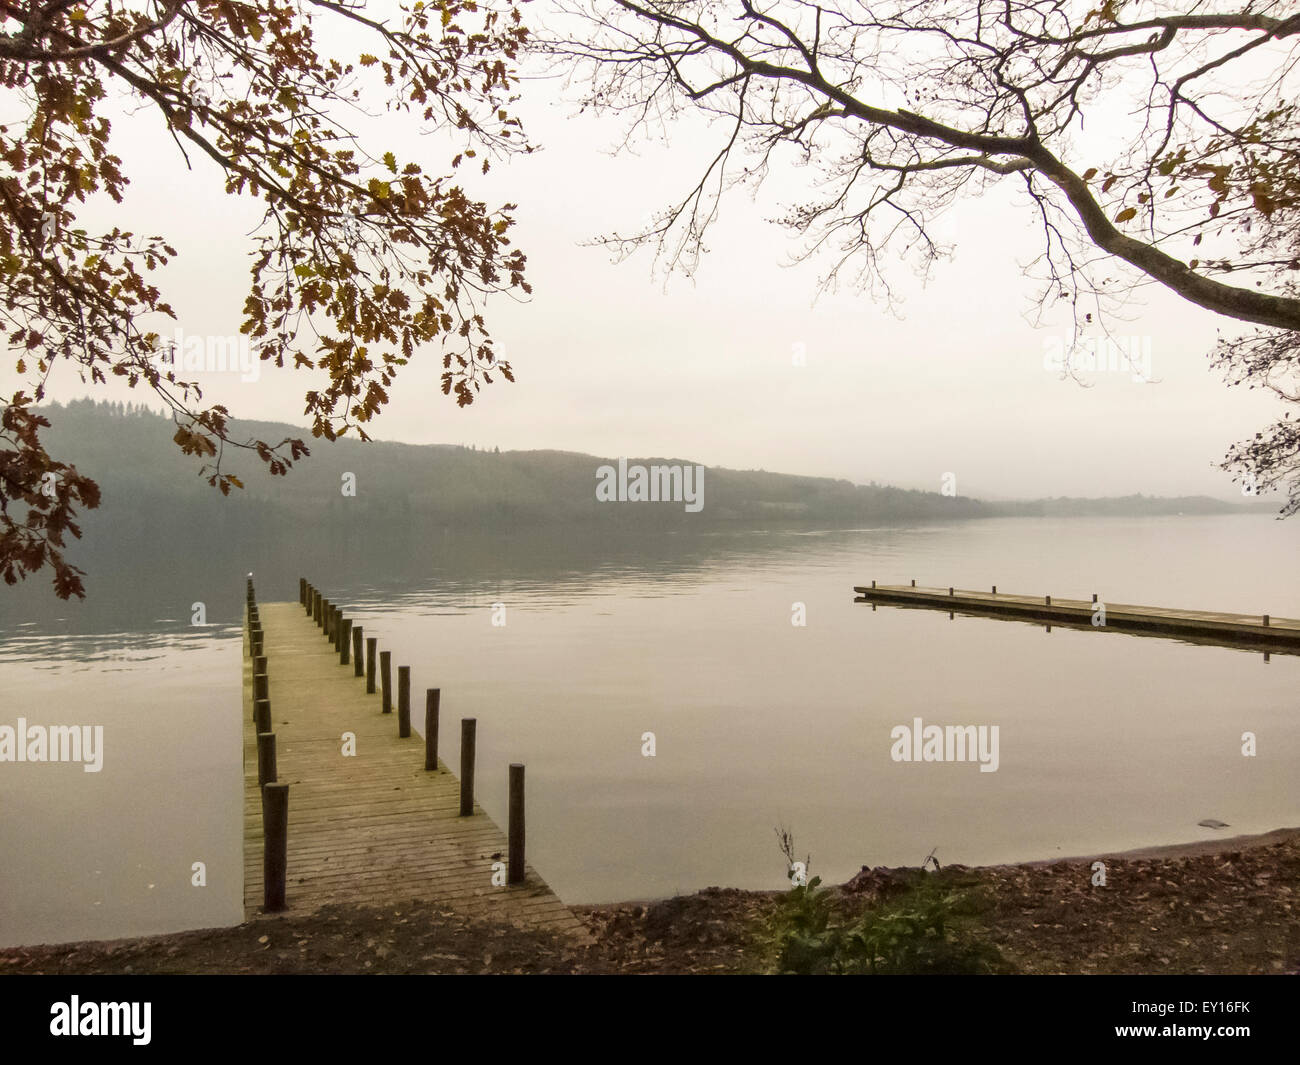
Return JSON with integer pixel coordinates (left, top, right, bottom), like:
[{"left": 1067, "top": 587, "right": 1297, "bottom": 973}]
[{"left": 3, "top": 828, "right": 1296, "bottom": 975}]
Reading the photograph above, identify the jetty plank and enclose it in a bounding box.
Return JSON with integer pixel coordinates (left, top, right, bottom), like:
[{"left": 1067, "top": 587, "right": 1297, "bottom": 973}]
[
  {"left": 243, "top": 601, "right": 589, "bottom": 940},
  {"left": 854, "top": 584, "right": 1300, "bottom": 653}
]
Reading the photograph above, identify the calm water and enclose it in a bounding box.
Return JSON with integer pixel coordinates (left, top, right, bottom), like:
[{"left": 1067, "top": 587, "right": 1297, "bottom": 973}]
[{"left": 1, "top": 514, "right": 1297, "bottom": 946}]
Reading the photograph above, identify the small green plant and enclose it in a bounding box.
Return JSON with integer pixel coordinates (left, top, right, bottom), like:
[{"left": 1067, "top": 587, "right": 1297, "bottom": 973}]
[{"left": 769, "top": 851, "right": 1010, "bottom": 975}]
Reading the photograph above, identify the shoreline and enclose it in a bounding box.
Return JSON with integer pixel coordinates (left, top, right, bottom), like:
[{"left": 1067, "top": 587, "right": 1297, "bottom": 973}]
[
  {"left": 1001, "top": 826, "right": 1300, "bottom": 867},
  {"left": 576, "top": 825, "right": 1300, "bottom": 913},
  {"left": 2, "top": 825, "right": 1297, "bottom": 974}
]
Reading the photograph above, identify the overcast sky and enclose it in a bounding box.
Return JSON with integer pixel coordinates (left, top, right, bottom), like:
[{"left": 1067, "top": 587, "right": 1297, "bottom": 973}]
[{"left": 7, "top": 2, "right": 1290, "bottom": 504}]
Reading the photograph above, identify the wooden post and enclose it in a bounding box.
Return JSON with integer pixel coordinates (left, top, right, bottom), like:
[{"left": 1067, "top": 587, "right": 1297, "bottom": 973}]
[
  {"left": 352, "top": 627, "right": 364, "bottom": 677},
  {"left": 1092, "top": 593, "right": 1098, "bottom": 603},
  {"left": 366, "top": 638, "right": 377, "bottom": 693},
  {"left": 508, "top": 763, "right": 525, "bottom": 885},
  {"left": 254, "top": 655, "right": 267, "bottom": 677},
  {"left": 254, "top": 698, "right": 270, "bottom": 734},
  {"left": 459, "top": 718, "right": 476, "bottom": 816},
  {"left": 253, "top": 671, "right": 269, "bottom": 703},
  {"left": 250, "top": 631, "right": 263, "bottom": 657},
  {"left": 424, "top": 689, "right": 440, "bottom": 770},
  {"left": 257, "top": 731, "right": 277, "bottom": 786},
  {"left": 380, "top": 651, "right": 392, "bottom": 713},
  {"left": 305, "top": 584, "right": 313, "bottom": 615},
  {"left": 948, "top": 586, "right": 953, "bottom": 596},
  {"left": 299, "top": 577, "right": 306, "bottom": 605},
  {"left": 313, "top": 590, "right": 321, "bottom": 625},
  {"left": 340, "top": 618, "right": 352, "bottom": 665},
  {"left": 332, "top": 610, "right": 343, "bottom": 652},
  {"left": 1263, "top": 614, "right": 1270, "bottom": 627},
  {"left": 992, "top": 585, "right": 997, "bottom": 594},
  {"left": 1046, "top": 595, "right": 1052, "bottom": 606},
  {"left": 911, "top": 579, "right": 916, "bottom": 587},
  {"left": 262, "top": 783, "right": 289, "bottom": 912},
  {"left": 397, "top": 666, "right": 411, "bottom": 737}
]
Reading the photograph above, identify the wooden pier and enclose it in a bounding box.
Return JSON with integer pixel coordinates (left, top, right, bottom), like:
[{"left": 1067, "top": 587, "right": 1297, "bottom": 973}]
[
  {"left": 854, "top": 582, "right": 1300, "bottom": 654},
  {"left": 242, "top": 583, "right": 588, "bottom": 938}
]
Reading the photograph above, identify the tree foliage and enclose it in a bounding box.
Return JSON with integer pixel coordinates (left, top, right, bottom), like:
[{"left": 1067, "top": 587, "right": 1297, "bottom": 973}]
[
  {"left": 551, "top": 0, "right": 1300, "bottom": 512},
  {"left": 2, "top": 0, "right": 533, "bottom": 596}
]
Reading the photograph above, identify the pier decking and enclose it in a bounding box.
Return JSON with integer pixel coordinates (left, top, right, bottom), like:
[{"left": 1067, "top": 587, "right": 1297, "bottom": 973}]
[
  {"left": 854, "top": 583, "right": 1300, "bottom": 654},
  {"left": 242, "top": 599, "right": 588, "bottom": 938}
]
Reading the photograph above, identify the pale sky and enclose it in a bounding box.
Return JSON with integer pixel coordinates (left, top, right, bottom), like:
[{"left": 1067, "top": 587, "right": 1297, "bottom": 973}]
[{"left": 7, "top": 2, "right": 1290, "bottom": 505}]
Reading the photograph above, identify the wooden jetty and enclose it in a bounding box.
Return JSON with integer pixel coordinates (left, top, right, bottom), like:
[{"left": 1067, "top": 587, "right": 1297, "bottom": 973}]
[
  {"left": 853, "top": 582, "right": 1300, "bottom": 655},
  {"left": 242, "top": 577, "right": 588, "bottom": 939}
]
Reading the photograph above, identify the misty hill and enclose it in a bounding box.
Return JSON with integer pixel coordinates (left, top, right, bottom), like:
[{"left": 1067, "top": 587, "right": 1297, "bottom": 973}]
[{"left": 33, "top": 401, "right": 1253, "bottom": 544}]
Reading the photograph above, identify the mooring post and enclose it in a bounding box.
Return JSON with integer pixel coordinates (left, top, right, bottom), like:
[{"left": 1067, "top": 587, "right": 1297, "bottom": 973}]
[
  {"left": 425, "top": 689, "right": 440, "bottom": 770},
  {"left": 352, "top": 627, "right": 364, "bottom": 678},
  {"left": 262, "top": 782, "right": 289, "bottom": 912},
  {"left": 340, "top": 618, "right": 352, "bottom": 665},
  {"left": 257, "top": 731, "right": 277, "bottom": 786},
  {"left": 397, "top": 666, "right": 411, "bottom": 737},
  {"left": 254, "top": 698, "right": 270, "bottom": 734},
  {"left": 508, "top": 763, "right": 525, "bottom": 885},
  {"left": 380, "top": 651, "right": 392, "bottom": 713},
  {"left": 459, "top": 718, "right": 476, "bottom": 816},
  {"left": 366, "top": 638, "right": 377, "bottom": 693}
]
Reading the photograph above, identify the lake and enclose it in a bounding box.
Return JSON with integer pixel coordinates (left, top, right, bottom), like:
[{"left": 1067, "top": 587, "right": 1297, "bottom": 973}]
[{"left": 1, "top": 513, "right": 1297, "bottom": 946}]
